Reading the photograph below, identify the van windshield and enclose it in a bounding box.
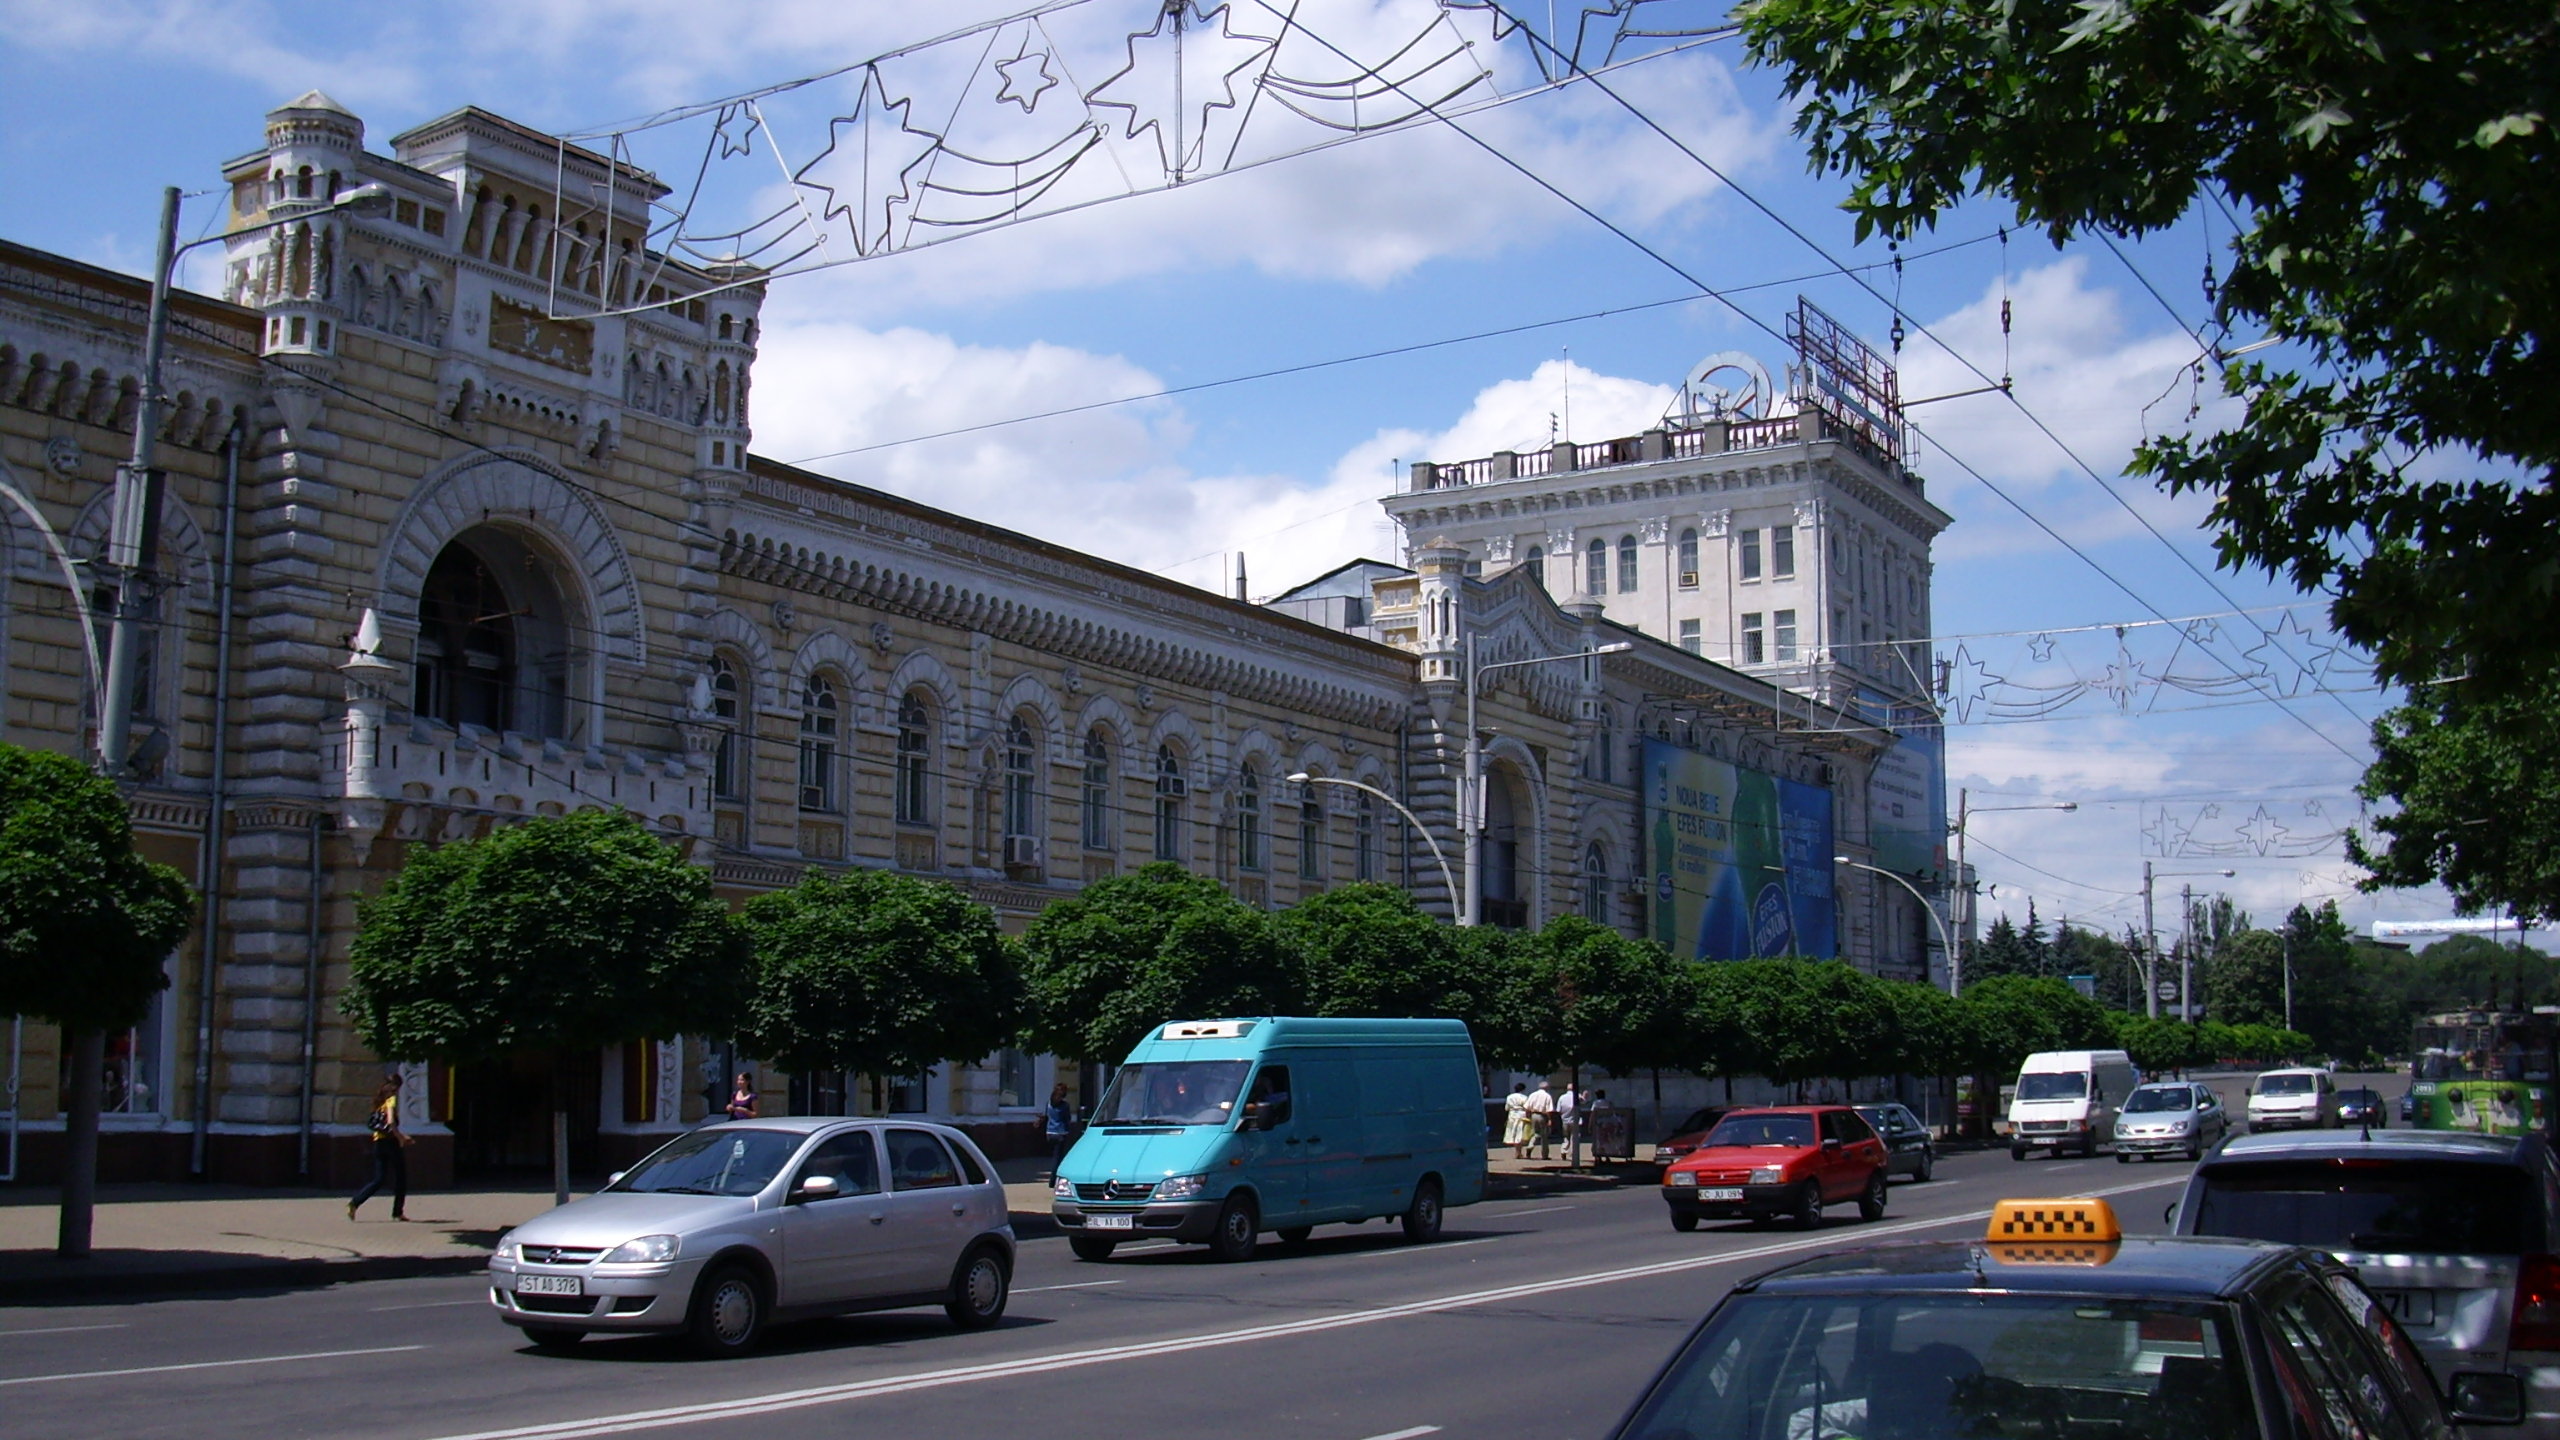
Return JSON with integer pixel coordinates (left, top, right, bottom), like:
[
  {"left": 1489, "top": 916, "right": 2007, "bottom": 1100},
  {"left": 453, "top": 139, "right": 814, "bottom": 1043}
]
[
  {"left": 2259, "top": 1073, "right": 2317, "bottom": 1095},
  {"left": 2017, "top": 1072, "right": 2087, "bottom": 1101},
  {"left": 1093, "top": 1061, "right": 1252, "bottom": 1126},
  {"left": 2124, "top": 1088, "right": 2194, "bottom": 1113}
]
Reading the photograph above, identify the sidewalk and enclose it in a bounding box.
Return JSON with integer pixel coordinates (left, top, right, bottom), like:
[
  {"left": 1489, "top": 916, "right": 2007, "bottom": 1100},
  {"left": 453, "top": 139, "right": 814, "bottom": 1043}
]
[{"left": 0, "top": 1147, "right": 1652, "bottom": 1306}]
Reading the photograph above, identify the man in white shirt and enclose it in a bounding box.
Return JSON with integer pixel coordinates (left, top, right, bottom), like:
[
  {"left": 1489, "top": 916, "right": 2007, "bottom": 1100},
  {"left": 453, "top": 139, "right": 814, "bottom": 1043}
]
[
  {"left": 1558, "top": 1083, "right": 1583, "bottom": 1168},
  {"left": 1525, "top": 1079, "right": 1556, "bottom": 1160}
]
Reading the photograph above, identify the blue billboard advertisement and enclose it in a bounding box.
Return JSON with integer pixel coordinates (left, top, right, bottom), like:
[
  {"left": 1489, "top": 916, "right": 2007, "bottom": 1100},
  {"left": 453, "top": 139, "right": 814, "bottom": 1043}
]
[{"left": 1643, "top": 739, "right": 1836, "bottom": 960}]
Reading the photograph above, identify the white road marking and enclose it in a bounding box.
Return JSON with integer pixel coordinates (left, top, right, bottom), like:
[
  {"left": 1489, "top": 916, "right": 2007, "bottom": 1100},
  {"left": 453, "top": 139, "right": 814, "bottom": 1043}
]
[
  {"left": 411, "top": 1176, "right": 2194, "bottom": 1440},
  {"left": 0, "top": 1323, "right": 129, "bottom": 1339},
  {"left": 1496, "top": 1205, "right": 1578, "bottom": 1218},
  {"left": 1358, "top": 1427, "right": 1442, "bottom": 1439},
  {"left": 0, "top": 1344, "right": 426, "bottom": 1388},
  {"left": 1014, "top": 1280, "right": 1126, "bottom": 1294},
  {"left": 371, "top": 1298, "right": 490, "bottom": 1311},
  {"left": 1356, "top": 1237, "right": 1498, "bottom": 1259}
]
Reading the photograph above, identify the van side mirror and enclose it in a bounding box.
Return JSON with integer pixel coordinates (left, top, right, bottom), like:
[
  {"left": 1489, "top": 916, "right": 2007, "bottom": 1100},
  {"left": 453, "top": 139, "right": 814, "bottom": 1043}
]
[
  {"left": 1238, "top": 1109, "right": 1264, "bottom": 1133},
  {"left": 2447, "top": 1372, "right": 2527, "bottom": 1426},
  {"left": 1822, "top": 1137, "right": 1842, "bottom": 1151}
]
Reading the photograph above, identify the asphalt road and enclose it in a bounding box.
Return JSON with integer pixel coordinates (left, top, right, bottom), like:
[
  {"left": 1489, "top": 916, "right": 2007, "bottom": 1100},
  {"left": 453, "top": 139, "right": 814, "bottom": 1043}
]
[{"left": 0, "top": 1142, "right": 2211, "bottom": 1440}]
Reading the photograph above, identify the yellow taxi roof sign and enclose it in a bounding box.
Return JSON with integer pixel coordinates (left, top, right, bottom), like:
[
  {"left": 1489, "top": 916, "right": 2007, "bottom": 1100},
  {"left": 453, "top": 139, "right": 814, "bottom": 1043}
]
[{"left": 1988, "top": 1197, "right": 2122, "bottom": 1245}]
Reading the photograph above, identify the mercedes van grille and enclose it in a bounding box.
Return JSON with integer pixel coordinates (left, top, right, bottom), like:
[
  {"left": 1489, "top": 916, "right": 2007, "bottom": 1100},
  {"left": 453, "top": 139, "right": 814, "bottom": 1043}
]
[{"left": 1077, "top": 1181, "right": 1157, "bottom": 1202}]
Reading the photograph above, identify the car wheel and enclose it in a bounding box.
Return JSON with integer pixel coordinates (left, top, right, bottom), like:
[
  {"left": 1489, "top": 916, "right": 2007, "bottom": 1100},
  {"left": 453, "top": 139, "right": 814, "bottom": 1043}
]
[
  {"left": 2187, "top": 1137, "right": 2205, "bottom": 1161},
  {"left": 1209, "top": 1193, "right": 1260, "bottom": 1262},
  {"left": 1791, "top": 1182, "right": 1823, "bottom": 1230},
  {"left": 2115, "top": 1149, "right": 2130, "bottom": 1164},
  {"left": 1276, "top": 1225, "right": 1314, "bottom": 1246},
  {"left": 944, "top": 1244, "right": 1010, "bottom": 1330},
  {"left": 1068, "top": 1235, "right": 1118, "bottom": 1262},
  {"left": 519, "top": 1324, "right": 584, "bottom": 1351},
  {"left": 1401, "top": 1178, "right": 1445, "bottom": 1244},
  {"left": 1857, "top": 1170, "right": 1887, "bottom": 1221},
  {"left": 687, "top": 1262, "right": 767, "bottom": 1359},
  {"left": 1670, "top": 1210, "right": 1699, "bottom": 1233},
  {"left": 1913, "top": 1151, "right": 1933, "bottom": 1183},
  {"left": 2009, "top": 1146, "right": 2027, "bottom": 1162}
]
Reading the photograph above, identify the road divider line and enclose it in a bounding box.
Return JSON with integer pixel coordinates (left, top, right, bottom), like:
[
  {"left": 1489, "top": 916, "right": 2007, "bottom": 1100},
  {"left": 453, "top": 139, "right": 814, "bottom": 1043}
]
[
  {"left": 1497, "top": 1205, "right": 1578, "bottom": 1218},
  {"left": 0, "top": 1323, "right": 130, "bottom": 1339},
  {"left": 412, "top": 1177, "right": 2194, "bottom": 1440},
  {"left": 371, "top": 1299, "right": 490, "bottom": 1311},
  {"left": 1358, "top": 1427, "right": 1441, "bottom": 1439},
  {"left": 0, "top": 1344, "right": 425, "bottom": 1388},
  {"left": 1015, "top": 1280, "right": 1125, "bottom": 1294}
]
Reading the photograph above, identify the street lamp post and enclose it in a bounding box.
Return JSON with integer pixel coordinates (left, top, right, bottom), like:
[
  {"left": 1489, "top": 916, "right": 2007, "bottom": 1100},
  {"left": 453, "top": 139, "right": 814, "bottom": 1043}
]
[
  {"left": 1837, "top": 856, "right": 1954, "bottom": 978},
  {"left": 1287, "top": 773, "right": 1457, "bottom": 921},
  {"left": 1461, "top": 636, "right": 1631, "bottom": 926},
  {"left": 96, "top": 181, "right": 391, "bottom": 775},
  {"left": 2140, "top": 861, "right": 2236, "bottom": 1021},
  {"left": 1948, "top": 788, "right": 2077, "bottom": 994}
]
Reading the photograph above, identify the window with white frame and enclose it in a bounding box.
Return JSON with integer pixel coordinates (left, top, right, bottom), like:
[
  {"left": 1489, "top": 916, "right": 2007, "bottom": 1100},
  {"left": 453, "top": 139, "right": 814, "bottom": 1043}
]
[
  {"left": 1297, "top": 787, "right": 1324, "bottom": 882},
  {"left": 1677, "top": 527, "right": 1699, "bottom": 585},
  {"left": 1581, "top": 843, "right": 1610, "bottom": 922},
  {"left": 1739, "top": 529, "right": 1763, "bottom": 581},
  {"left": 1775, "top": 609, "right": 1799, "bottom": 663},
  {"left": 1678, "top": 619, "right": 1701, "bottom": 654},
  {"left": 1236, "top": 765, "right": 1265, "bottom": 872},
  {"left": 1354, "top": 791, "right": 1378, "bottom": 881},
  {"left": 798, "top": 674, "right": 840, "bottom": 811},
  {"left": 710, "top": 654, "right": 743, "bottom": 800},
  {"left": 1002, "top": 714, "right": 1037, "bottom": 841},
  {"left": 1524, "top": 544, "right": 1544, "bottom": 588},
  {"left": 1081, "top": 730, "right": 1112, "bottom": 850},
  {"left": 1772, "top": 523, "right": 1796, "bottom": 578},
  {"left": 1584, "top": 538, "right": 1607, "bottom": 594},
  {"left": 1741, "top": 612, "right": 1766, "bottom": 665},
  {"left": 1153, "top": 745, "right": 1186, "bottom": 861},
  {"left": 895, "top": 692, "right": 930, "bottom": 825},
  {"left": 1617, "top": 535, "right": 1639, "bottom": 592}
]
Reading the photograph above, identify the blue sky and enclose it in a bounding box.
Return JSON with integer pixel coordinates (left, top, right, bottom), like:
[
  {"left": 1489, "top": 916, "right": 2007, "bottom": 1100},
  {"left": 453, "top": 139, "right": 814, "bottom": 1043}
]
[{"left": 4, "top": 0, "right": 2516, "bottom": 947}]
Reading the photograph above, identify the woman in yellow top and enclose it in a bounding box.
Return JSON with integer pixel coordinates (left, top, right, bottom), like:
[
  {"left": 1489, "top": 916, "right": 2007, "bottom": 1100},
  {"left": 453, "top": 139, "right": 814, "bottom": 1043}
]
[{"left": 349, "top": 1070, "right": 411, "bottom": 1221}]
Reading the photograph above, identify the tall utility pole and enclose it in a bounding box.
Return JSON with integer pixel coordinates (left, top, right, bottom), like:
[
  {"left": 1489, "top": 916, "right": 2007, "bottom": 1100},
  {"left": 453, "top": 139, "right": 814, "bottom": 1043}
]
[
  {"left": 2142, "top": 859, "right": 2159, "bottom": 1019},
  {"left": 96, "top": 185, "right": 183, "bottom": 776},
  {"left": 1952, "top": 787, "right": 1970, "bottom": 995},
  {"left": 2181, "top": 882, "right": 2197, "bottom": 1024}
]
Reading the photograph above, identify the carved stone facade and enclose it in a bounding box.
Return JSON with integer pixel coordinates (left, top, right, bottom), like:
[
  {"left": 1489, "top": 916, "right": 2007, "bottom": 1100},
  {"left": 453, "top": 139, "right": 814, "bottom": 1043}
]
[{"left": 0, "top": 96, "right": 1888, "bottom": 1188}]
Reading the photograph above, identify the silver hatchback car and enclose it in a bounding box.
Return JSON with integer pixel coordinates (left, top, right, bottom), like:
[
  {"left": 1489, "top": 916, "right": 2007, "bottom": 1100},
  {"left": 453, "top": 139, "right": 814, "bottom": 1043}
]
[
  {"left": 2176, "top": 1129, "right": 2558, "bottom": 1433},
  {"left": 488, "top": 1117, "right": 1015, "bottom": 1356}
]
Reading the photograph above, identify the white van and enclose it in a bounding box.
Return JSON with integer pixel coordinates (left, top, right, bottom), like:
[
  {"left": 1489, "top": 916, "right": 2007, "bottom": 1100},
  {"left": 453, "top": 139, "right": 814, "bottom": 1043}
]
[{"left": 2007, "top": 1049, "right": 2140, "bottom": 1160}]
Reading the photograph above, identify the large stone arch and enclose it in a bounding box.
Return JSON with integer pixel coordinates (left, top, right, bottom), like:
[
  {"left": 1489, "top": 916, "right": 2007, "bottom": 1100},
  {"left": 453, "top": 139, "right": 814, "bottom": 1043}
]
[
  {"left": 1073, "top": 693, "right": 1134, "bottom": 761},
  {"left": 66, "top": 483, "right": 213, "bottom": 611},
  {"left": 1479, "top": 734, "right": 1552, "bottom": 929},
  {"left": 694, "top": 605, "right": 780, "bottom": 714},
  {"left": 786, "top": 629, "right": 872, "bottom": 728},
  {"left": 375, "top": 449, "right": 645, "bottom": 675},
  {"left": 887, "top": 648, "right": 963, "bottom": 749},
  {"left": 995, "top": 672, "right": 1065, "bottom": 765}
]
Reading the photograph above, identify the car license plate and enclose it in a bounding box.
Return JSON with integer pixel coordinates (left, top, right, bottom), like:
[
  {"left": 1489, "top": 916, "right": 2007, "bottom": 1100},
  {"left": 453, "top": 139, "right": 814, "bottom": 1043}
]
[
  {"left": 515, "top": 1274, "right": 582, "bottom": 1296},
  {"left": 1701, "top": 1187, "right": 1744, "bottom": 1202},
  {"left": 2375, "top": 1287, "right": 2435, "bottom": 1326},
  {"left": 1087, "top": 1213, "right": 1135, "bottom": 1230}
]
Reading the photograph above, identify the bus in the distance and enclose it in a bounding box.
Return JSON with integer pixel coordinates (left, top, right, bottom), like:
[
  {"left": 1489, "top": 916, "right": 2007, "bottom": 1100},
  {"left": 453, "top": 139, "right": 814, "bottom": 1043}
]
[{"left": 2406, "top": 1007, "right": 2560, "bottom": 1135}]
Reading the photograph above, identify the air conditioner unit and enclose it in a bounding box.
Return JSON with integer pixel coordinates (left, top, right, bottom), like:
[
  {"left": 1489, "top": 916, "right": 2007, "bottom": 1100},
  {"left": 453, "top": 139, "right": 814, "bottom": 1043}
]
[
  {"left": 1002, "top": 836, "right": 1043, "bottom": 868},
  {"left": 1678, "top": 571, "right": 1699, "bottom": 587}
]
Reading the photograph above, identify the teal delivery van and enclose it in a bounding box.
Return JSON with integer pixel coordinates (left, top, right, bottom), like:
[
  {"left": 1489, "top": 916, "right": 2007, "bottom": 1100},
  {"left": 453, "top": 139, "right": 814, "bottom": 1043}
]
[{"left": 1051, "top": 1016, "right": 1487, "bottom": 1262}]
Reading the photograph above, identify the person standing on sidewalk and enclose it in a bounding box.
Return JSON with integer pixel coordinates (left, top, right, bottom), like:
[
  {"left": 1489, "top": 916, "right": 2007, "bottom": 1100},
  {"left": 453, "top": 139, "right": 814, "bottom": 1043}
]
[
  {"left": 1526, "top": 1079, "right": 1556, "bottom": 1160},
  {"left": 1502, "top": 1083, "right": 1533, "bottom": 1158},
  {"left": 1044, "top": 1082, "right": 1076, "bottom": 1179},
  {"left": 1558, "top": 1082, "right": 1583, "bottom": 1168},
  {"left": 349, "top": 1071, "right": 411, "bottom": 1221},
  {"left": 725, "top": 1072, "right": 760, "bottom": 1121}
]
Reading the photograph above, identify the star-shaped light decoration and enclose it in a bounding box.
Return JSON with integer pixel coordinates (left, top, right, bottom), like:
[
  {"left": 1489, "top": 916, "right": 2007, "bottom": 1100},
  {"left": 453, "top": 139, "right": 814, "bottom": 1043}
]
[
  {"left": 2239, "top": 805, "right": 2290, "bottom": 856},
  {"left": 2184, "top": 617, "right": 2221, "bottom": 648},
  {"left": 1087, "top": 0, "right": 1279, "bottom": 182},
  {"left": 712, "top": 102, "right": 760, "bottom": 159},
  {"left": 2027, "top": 632, "right": 2057, "bottom": 663},
  {"left": 1940, "top": 644, "right": 1996, "bottom": 724},
  {"left": 2090, "top": 652, "right": 2149, "bottom": 711},
  {"left": 996, "top": 49, "right": 1059, "bottom": 112},
  {"left": 793, "top": 66, "right": 944, "bottom": 257},
  {"left": 2242, "top": 610, "right": 2329, "bottom": 698}
]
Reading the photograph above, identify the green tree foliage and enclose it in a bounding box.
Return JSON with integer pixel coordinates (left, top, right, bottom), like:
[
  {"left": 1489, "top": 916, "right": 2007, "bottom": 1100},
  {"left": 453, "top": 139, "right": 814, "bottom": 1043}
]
[
  {"left": 0, "top": 744, "right": 192, "bottom": 1031},
  {"left": 739, "top": 869, "right": 1019, "bottom": 1085},
  {"left": 1017, "top": 864, "right": 1296, "bottom": 1064},
  {"left": 2204, "top": 930, "right": 2288, "bottom": 1031},
  {"left": 1960, "top": 975, "right": 2115, "bottom": 1081},
  {"left": 1488, "top": 916, "right": 1687, "bottom": 1078},
  {"left": 2405, "top": 934, "right": 2560, "bottom": 1013},
  {"left": 2351, "top": 692, "right": 2560, "bottom": 923},
  {"left": 1737, "top": 0, "right": 2560, "bottom": 914},
  {"left": 2111, "top": 1016, "right": 2205, "bottom": 1077},
  {"left": 1275, "top": 883, "right": 1476, "bottom": 1019},
  {"left": 342, "top": 809, "right": 751, "bottom": 1060}
]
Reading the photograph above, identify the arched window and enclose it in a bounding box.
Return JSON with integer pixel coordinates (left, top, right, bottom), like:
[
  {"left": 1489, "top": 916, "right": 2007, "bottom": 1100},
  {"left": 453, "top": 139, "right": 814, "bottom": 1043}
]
[
  {"left": 1677, "top": 528, "right": 1699, "bottom": 586},
  {"left": 1002, "top": 714, "right": 1037, "bottom": 841},
  {"left": 1524, "top": 544, "right": 1545, "bottom": 588},
  {"left": 1297, "top": 784, "right": 1325, "bottom": 883},
  {"left": 1236, "top": 765, "right": 1265, "bottom": 872},
  {"left": 1081, "top": 731, "right": 1113, "bottom": 851},
  {"left": 1354, "top": 791, "right": 1378, "bottom": 882},
  {"left": 1153, "top": 745, "right": 1186, "bottom": 862},
  {"left": 895, "top": 692, "right": 930, "bottom": 825},
  {"left": 1618, "top": 534, "right": 1640, "bottom": 592},
  {"left": 710, "top": 655, "right": 742, "bottom": 800},
  {"left": 798, "top": 675, "right": 840, "bottom": 812},
  {"left": 412, "top": 528, "right": 580, "bottom": 740},
  {"left": 1582, "top": 842, "right": 1610, "bottom": 923},
  {"left": 1584, "top": 538, "right": 1607, "bottom": 594}
]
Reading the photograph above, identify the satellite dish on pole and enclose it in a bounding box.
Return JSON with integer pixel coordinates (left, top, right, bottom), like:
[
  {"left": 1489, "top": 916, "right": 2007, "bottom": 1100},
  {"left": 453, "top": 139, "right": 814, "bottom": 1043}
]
[{"left": 1668, "top": 351, "right": 1776, "bottom": 427}]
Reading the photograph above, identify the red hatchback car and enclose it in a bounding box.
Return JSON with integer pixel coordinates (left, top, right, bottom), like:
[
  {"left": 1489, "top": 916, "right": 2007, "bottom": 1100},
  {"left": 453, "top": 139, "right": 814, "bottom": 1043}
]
[{"left": 1659, "top": 1105, "right": 1890, "bottom": 1232}]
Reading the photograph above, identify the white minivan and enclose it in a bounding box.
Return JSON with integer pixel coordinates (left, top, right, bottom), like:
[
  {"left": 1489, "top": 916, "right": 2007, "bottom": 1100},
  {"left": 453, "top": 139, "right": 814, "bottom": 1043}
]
[{"left": 2007, "top": 1049, "right": 2140, "bottom": 1160}]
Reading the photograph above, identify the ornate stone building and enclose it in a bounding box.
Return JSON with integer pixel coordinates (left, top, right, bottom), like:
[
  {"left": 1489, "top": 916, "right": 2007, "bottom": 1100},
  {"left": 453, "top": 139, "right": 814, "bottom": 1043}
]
[{"left": 0, "top": 96, "right": 1891, "bottom": 1188}]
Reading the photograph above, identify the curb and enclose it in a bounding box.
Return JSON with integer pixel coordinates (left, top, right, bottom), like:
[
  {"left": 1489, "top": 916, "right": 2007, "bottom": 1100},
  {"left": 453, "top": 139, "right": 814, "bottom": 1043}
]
[{"left": 0, "top": 1250, "right": 494, "bottom": 1306}]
